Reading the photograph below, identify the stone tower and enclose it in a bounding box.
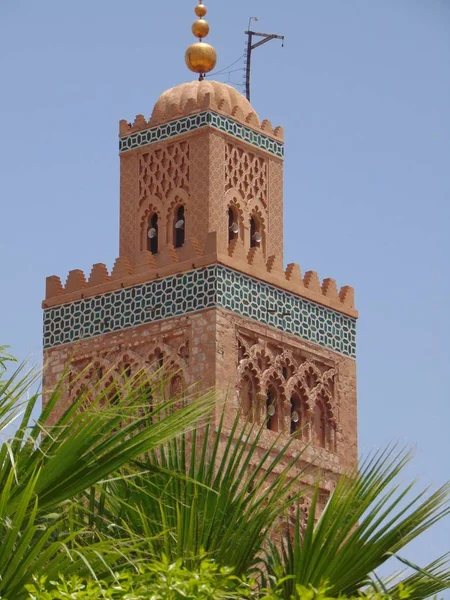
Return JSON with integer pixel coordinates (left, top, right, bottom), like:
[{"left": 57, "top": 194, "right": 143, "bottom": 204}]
[{"left": 42, "top": 4, "right": 358, "bottom": 503}]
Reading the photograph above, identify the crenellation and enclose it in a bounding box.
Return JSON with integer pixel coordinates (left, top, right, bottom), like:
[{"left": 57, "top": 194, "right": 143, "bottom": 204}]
[
  {"left": 44, "top": 241, "right": 356, "bottom": 316},
  {"left": 111, "top": 257, "right": 133, "bottom": 280},
  {"left": 45, "top": 275, "right": 64, "bottom": 299},
  {"left": 322, "top": 278, "right": 340, "bottom": 301},
  {"left": 303, "top": 270, "right": 322, "bottom": 294},
  {"left": 88, "top": 263, "right": 110, "bottom": 287},
  {"left": 339, "top": 285, "right": 355, "bottom": 309},
  {"left": 65, "top": 269, "right": 87, "bottom": 293},
  {"left": 285, "top": 263, "right": 303, "bottom": 285}
]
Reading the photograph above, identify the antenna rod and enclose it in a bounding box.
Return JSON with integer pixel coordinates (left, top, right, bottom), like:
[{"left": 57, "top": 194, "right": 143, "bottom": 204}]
[{"left": 244, "top": 28, "right": 284, "bottom": 102}]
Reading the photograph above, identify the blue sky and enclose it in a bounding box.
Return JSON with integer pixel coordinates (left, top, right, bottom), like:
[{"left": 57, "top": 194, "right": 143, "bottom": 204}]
[{"left": 0, "top": 0, "right": 449, "bottom": 587}]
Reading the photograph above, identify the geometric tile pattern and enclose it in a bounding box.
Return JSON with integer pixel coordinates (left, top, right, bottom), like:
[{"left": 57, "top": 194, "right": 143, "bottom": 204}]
[
  {"left": 217, "top": 268, "right": 356, "bottom": 359},
  {"left": 119, "top": 111, "right": 285, "bottom": 160},
  {"left": 43, "top": 266, "right": 356, "bottom": 358}
]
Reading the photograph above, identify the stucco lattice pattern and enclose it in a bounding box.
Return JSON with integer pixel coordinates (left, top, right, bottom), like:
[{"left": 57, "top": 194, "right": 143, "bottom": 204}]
[
  {"left": 119, "top": 112, "right": 284, "bottom": 159},
  {"left": 225, "top": 143, "right": 268, "bottom": 206},
  {"left": 139, "top": 141, "right": 189, "bottom": 202},
  {"left": 43, "top": 267, "right": 356, "bottom": 358}
]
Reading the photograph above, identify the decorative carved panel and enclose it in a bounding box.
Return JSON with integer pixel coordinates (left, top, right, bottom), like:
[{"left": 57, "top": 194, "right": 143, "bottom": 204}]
[
  {"left": 139, "top": 141, "right": 190, "bottom": 203},
  {"left": 225, "top": 143, "right": 268, "bottom": 207}
]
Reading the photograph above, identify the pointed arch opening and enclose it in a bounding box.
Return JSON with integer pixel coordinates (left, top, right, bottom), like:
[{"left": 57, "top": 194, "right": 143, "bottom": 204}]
[
  {"left": 266, "top": 385, "right": 279, "bottom": 432},
  {"left": 228, "top": 206, "right": 239, "bottom": 244},
  {"left": 174, "top": 205, "right": 185, "bottom": 248},
  {"left": 240, "top": 373, "right": 256, "bottom": 422},
  {"left": 147, "top": 213, "right": 159, "bottom": 255},
  {"left": 290, "top": 393, "right": 310, "bottom": 440}
]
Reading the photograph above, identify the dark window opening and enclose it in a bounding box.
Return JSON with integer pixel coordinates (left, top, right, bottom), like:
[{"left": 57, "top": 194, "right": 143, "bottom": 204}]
[
  {"left": 290, "top": 395, "right": 301, "bottom": 435},
  {"left": 147, "top": 214, "right": 159, "bottom": 255},
  {"left": 228, "top": 208, "right": 238, "bottom": 243},
  {"left": 174, "top": 206, "right": 185, "bottom": 248},
  {"left": 266, "top": 387, "right": 278, "bottom": 431},
  {"left": 250, "top": 217, "right": 261, "bottom": 248}
]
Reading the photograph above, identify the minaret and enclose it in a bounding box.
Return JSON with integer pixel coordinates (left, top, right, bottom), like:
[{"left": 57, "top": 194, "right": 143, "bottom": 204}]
[{"left": 43, "top": 1, "right": 358, "bottom": 496}]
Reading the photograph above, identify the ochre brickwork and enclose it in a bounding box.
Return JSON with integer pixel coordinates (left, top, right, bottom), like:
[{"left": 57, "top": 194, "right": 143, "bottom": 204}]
[
  {"left": 43, "top": 306, "right": 356, "bottom": 486},
  {"left": 43, "top": 79, "right": 358, "bottom": 500}
]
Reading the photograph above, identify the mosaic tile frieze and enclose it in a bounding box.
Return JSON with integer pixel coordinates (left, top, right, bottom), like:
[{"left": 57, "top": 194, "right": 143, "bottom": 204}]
[
  {"left": 119, "top": 112, "right": 284, "bottom": 160},
  {"left": 43, "top": 266, "right": 356, "bottom": 358}
]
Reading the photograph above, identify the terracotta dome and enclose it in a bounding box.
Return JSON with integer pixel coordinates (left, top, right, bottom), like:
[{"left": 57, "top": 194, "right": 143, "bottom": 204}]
[
  {"left": 120, "top": 80, "right": 283, "bottom": 141},
  {"left": 149, "top": 80, "right": 259, "bottom": 127}
]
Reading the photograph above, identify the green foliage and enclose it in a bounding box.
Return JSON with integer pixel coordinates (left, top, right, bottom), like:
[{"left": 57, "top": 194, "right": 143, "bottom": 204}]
[
  {"left": 25, "top": 556, "right": 254, "bottom": 599},
  {"left": 86, "top": 409, "right": 307, "bottom": 577},
  {"left": 0, "top": 348, "right": 449, "bottom": 600},
  {"left": 0, "top": 358, "right": 215, "bottom": 599},
  {"left": 265, "top": 449, "right": 450, "bottom": 599},
  {"left": 23, "top": 568, "right": 417, "bottom": 600}
]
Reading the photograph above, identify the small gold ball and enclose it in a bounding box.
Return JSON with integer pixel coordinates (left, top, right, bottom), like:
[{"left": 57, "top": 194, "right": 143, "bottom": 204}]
[
  {"left": 185, "top": 42, "right": 217, "bottom": 74},
  {"left": 192, "top": 19, "right": 210, "bottom": 39},
  {"left": 195, "top": 4, "right": 207, "bottom": 17}
]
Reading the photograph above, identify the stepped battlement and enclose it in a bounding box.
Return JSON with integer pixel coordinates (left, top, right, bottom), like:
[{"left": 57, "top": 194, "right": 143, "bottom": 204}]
[{"left": 44, "top": 233, "right": 356, "bottom": 318}]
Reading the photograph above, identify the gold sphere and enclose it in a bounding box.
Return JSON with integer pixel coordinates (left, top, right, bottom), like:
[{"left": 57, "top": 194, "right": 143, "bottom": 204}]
[
  {"left": 192, "top": 18, "right": 210, "bottom": 39},
  {"left": 185, "top": 41, "right": 217, "bottom": 74},
  {"left": 195, "top": 3, "right": 207, "bottom": 17}
]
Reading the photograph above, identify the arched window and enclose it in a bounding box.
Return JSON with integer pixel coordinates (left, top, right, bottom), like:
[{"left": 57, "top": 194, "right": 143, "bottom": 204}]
[
  {"left": 241, "top": 375, "right": 255, "bottom": 421},
  {"left": 250, "top": 216, "right": 261, "bottom": 248},
  {"left": 266, "top": 386, "right": 279, "bottom": 432},
  {"left": 290, "top": 394, "right": 302, "bottom": 435},
  {"left": 147, "top": 214, "right": 159, "bottom": 255},
  {"left": 313, "top": 399, "right": 327, "bottom": 449},
  {"left": 174, "top": 206, "right": 185, "bottom": 248},
  {"left": 228, "top": 207, "right": 239, "bottom": 243},
  {"left": 290, "top": 393, "right": 309, "bottom": 440}
]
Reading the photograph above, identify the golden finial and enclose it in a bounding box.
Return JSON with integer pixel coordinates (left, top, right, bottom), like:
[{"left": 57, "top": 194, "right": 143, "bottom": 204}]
[{"left": 185, "top": 1, "right": 217, "bottom": 80}]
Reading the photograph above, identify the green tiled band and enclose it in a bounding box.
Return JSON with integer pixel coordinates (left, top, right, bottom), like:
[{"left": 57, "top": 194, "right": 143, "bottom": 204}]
[
  {"left": 119, "top": 112, "right": 284, "bottom": 159},
  {"left": 43, "top": 266, "right": 356, "bottom": 358}
]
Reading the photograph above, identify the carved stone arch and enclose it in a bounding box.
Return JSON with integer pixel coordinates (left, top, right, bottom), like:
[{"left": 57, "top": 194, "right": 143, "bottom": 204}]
[
  {"left": 310, "top": 386, "right": 335, "bottom": 420},
  {"left": 248, "top": 204, "right": 267, "bottom": 254},
  {"left": 225, "top": 188, "right": 246, "bottom": 219},
  {"left": 139, "top": 196, "right": 163, "bottom": 252},
  {"left": 225, "top": 188, "right": 247, "bottom": 244},
  {"left": 310, "top": 389, "right": 336, "bottom": 451},
  {"left": 263, "top": 374, "right": 284, "bottom": 433},
  {"left": 285, "top": 375, "right": 313, "bottom": 411},
  {"left": 275, "top": 350, "right": 298, "bottom": 380},
  {"left": 146, "top": 345, "right": 170, "bottom": 372},
  {"left": 260, "top": 367, "right": 285, "bottom": 398},
  {"left": 79, "top": 357, "right": 111, "bottom": 390},
  {"left": 299, "top": 361, "right": 323, "bottom": 390},
  {"left": 116, "top": 350, "right": 147, "bottom": 383},
  {"left": 248, "top": 344, "right": 273, "bottom": 371},
  {"left": 237, "top": 357, "right": 261, "bottom": 379},
  {"left": 237, "top": 365, "right": 260, "bottom": 421},
  {"left": 321, "top": 368, "right": 336, "bottom": 395}
]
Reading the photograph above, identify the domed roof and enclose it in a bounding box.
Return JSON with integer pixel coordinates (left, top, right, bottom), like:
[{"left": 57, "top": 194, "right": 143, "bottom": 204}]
[
  {"left": 150, "top": 80, "right": 259, "bottom": 126},
  {"left": 119, "top": 80, "right": 283, "bottom": 142}
]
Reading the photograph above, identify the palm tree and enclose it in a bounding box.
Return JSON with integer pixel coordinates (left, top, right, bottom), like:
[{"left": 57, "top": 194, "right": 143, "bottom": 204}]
[
  {"left": 0, "top": 354, "right": 215, "bottom": 599},
  {"left": 83, "top": 403, "right": 450, "bottom": 598},
  {"left": 1, "top": 348, "right": 449, "bottom": 599}
]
